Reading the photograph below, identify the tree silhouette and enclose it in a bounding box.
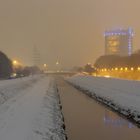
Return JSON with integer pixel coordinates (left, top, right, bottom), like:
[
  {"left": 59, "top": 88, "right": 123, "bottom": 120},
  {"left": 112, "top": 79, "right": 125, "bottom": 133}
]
[
  {"left": 84, "top": 64, "right": 95, "bottom": 74},
  {"left": 0, "top": 51, "right": 13, "bottom": 78}
]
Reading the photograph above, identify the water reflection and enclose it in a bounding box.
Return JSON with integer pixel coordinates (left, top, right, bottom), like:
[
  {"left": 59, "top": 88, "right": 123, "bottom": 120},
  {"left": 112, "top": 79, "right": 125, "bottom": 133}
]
[
  {"left": 104, "top": 110, "right": 134, "bottom": 128},
  {"left": 58, "top": 78, "right": 140, "bottom": 140}
]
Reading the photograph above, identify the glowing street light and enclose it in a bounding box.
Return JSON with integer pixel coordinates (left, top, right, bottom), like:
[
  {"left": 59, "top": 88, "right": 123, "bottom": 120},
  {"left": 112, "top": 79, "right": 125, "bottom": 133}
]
[
  {"left": 56, "top": 61, "right": 60, "bottom": 72},
  {"left": 56, "top": 61, "right": 59, "bottom": 65},
  {"left": 12, "top": 59, "right": 23, "bottom": 68},
  {"left": 12, "top": 60, "right": 22, "bottom": 73},
  {"left": 43, "top": 64, "right": 47, "bottom": 67},
  {"left": 138, "top": 67, "right": 140, "bottom": 71},
  {"left": 125, "top": 67, "right": 128, "bottom": 71},
  {"left": 120, "top": 67, "right": 123, "bottom": 71},
  {"left": 13, "top": 60, "right": 18, "bottom": 65},
  {"left": 43, "top": 64, "right": 47, "bottom": 72},
  {"left": 131, "top": 67, "right": 134, "bottom": 71}
]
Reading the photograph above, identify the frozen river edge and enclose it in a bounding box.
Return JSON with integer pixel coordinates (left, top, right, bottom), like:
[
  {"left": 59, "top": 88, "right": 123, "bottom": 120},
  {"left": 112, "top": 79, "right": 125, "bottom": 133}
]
[{"left": 38, "top": 79, "right": 67, "bottom": 140}]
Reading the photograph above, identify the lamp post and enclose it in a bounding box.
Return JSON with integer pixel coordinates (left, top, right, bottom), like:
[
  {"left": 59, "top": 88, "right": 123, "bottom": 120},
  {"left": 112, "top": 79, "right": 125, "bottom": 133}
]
[
  {"left": 43, "top": 64, "right": 47, "bottom": 72},
  {"left": 56, "top": 61, "right": 59, "bottom": 72},
  {"left": 13, "top": 60, "right": 18, "bottom": 66}
]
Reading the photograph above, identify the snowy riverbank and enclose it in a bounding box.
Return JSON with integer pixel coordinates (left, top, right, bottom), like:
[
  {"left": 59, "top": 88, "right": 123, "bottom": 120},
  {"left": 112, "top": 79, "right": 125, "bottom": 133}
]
[
  {"left": 67, "top": 75, "right": 140, "bottom": 125},
  {"left": 0, "top": 75, "right": 42, "bottom": 105},
  {"left": 0, "top": 75, "right": 66, "bottom": 140}
]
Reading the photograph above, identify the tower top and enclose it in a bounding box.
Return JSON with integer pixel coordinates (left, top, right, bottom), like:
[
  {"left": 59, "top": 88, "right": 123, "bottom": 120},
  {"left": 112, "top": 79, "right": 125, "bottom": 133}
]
[{"left": 104, "top": 28, "right": 134, "bottom": 37}]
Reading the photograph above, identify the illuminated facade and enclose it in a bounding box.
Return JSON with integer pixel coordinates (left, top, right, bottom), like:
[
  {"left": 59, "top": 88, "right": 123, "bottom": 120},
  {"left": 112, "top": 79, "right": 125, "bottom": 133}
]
[{"left": 104, "top": 28, "right": 134, "bottom": 56}]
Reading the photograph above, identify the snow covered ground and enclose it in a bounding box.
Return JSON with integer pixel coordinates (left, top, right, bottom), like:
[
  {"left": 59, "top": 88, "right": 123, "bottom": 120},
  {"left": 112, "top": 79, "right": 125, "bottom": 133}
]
[
  {"left": 67, "top": 75, "right": 140, "bottom": 125},
  {"left": 0, "top": 75, "right": 66, "bottom": 140}
]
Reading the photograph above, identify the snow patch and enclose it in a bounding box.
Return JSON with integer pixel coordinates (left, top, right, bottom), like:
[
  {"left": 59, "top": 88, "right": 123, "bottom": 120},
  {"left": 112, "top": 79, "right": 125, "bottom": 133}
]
[
  {"left": 67, "top": 75, "right": 140, "bottom": 126},
  {"left": 0, "top": 75, "right": 66, "bottom": 140},
  {"left": 32, "top": 80, "right": 67, "bottom": 140}
]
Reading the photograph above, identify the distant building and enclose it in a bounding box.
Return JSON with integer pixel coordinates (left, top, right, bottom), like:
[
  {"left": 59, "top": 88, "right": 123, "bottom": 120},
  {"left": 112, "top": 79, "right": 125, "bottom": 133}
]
[{"left": 104, "top": 28, "right": 134, "bottom": 56}]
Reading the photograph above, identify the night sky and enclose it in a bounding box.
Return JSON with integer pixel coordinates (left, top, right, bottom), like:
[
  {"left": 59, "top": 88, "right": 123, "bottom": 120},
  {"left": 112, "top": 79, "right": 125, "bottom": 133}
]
[{"left": 0, "top": 0, "right": 139, "bottom": 69}]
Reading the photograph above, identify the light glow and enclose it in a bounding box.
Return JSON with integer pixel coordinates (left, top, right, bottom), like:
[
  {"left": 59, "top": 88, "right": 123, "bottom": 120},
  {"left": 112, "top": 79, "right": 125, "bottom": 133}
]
[
  {"left": 138, "top": 67, "right": 140, "bottom": 71},
  {"left": 104, "top": 75, "right": 111, "bottom": 78},
  {"left": 13, "top": 60, "right": 18, "bottom": 65}
]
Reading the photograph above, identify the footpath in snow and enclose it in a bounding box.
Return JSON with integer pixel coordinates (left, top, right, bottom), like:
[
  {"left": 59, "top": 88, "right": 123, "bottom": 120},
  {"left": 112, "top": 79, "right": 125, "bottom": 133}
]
[
  {"left": 67, "top": 75, "right": 140, "bottom": 125},
  {"left": 0, "top": 75, "right": 66, "bottom": 140}
]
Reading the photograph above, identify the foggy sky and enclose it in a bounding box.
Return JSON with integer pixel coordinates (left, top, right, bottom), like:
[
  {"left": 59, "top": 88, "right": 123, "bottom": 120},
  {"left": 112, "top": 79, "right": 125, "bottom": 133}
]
[{"left": 0, "top": 0, "right": 139, "bottom": 69}]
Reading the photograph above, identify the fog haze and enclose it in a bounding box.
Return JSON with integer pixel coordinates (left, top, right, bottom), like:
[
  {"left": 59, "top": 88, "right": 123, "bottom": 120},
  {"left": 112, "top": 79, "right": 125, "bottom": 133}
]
[{"left": 0, "top": 0, "right": 139, "bottom": 69}]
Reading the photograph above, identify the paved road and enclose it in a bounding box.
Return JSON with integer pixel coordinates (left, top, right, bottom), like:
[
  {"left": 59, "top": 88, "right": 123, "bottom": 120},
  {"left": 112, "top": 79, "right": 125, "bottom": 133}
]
[{"left": 57, "top": 77, "right": 140, "bottom": 140}]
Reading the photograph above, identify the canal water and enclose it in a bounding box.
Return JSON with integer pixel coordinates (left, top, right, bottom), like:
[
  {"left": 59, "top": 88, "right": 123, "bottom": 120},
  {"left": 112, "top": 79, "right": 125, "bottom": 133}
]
[{"left": 57, "top": 78, "right": 140, "bottom": 140}]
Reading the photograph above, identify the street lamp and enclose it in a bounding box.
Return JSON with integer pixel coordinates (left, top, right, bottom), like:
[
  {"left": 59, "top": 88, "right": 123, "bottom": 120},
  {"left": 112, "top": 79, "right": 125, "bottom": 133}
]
[
  {"left": 13, "top": 60, "right": 18, "bottom": 66},
  {"left": 125, "top": 67, "right": 128, "bottom": 71},
  {"left": 12, "top": 60, "right": 20, "bottom": 75},
  {"left": 43, "top": 64, "right": 47, "bottom": 67},
  {"left": 131, "top": 67, "right": 134, "bottom": 71},
  {"left": 56, "top": 61, "right": 59, "bottom": 65},
  {"left": 56, "top": 61, "right": 60, "bottom": 72},
  {"left": 43, "top": 64, "right": 48, "bottom": 72}
]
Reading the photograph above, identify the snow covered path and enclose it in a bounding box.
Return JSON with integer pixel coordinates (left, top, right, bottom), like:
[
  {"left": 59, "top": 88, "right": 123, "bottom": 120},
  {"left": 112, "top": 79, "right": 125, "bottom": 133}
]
[{"left": 0, "top": 76, "right": 65, "bottom": 140}]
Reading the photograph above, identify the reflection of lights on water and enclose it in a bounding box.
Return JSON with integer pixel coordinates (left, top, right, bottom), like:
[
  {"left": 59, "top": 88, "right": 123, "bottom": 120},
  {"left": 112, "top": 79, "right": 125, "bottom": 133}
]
[
  {"left": 104, "top": 75, "right": 110, "bottom": 78},
  {"left": 104, "top": 111, "right": 134, "bottom": 129}
]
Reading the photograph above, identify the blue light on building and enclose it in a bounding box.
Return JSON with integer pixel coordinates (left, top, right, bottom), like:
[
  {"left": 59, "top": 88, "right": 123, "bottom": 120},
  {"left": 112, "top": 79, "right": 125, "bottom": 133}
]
[{"left": 104, "top": 28, "right": 134, "bottom": 56}]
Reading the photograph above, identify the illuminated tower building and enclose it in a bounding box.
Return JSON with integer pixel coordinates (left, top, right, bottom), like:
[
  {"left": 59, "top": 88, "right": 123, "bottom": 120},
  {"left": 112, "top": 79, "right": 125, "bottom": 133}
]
[{"left": 104, "top": 28, "right": 134, "bottom": 56}]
